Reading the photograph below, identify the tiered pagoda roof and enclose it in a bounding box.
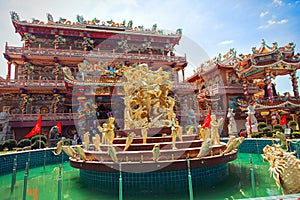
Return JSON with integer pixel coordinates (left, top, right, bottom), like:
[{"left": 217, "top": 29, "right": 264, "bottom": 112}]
[
  {"left": 189, "top": 39, "right": 300, "bottom": 84},
  {"left": 9, "top": 11, "right": 182, "bottom": 53},
  {"left": 187, "top": 48, "right": 257, "bottom": 96},
  {"left": 235, "top": 39, "right": 300, "bottom": 79},
  {"left": 187, "top": 39, "right": 300, "bottom": 115},
  {"left": 190, "top": 39, "right": 300, "bottom": 78},
  {"left": 4, "top": 11, "right": 187, "bottom": 76}
]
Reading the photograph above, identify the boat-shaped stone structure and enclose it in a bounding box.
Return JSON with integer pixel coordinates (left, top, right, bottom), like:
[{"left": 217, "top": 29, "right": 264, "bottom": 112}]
[
  {"left": 67, "top": 133, "right": 239, "bottom": 193},
  {"left": 69, "top": 135, "right": 238, "bottom": 173}
]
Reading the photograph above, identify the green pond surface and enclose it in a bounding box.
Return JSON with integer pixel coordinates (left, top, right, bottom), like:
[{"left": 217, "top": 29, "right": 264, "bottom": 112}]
[{"left": 0, "top": 153, "right": 283, "bottom": 200}]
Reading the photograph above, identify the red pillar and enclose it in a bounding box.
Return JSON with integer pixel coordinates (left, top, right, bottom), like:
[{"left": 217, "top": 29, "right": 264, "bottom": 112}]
[
  {"left": 14, "top": 64, "right": 18, "bottom": 80},
  {"left": 242, "top": 77, "right": 249, "bottom": 103},
  {"left": 7, "top": 61, "right": 11, "bottom": 80},
  {"left": 182, "top": 68, "right": 185, "bottom": 82},
  {"left": 290, "top": 69, "right": 299, "bottom": 98}
]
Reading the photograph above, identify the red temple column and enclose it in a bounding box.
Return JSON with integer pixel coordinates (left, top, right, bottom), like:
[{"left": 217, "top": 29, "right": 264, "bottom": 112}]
[
  {"left": 290, "top": 69, "right": 299, "bottom": 98},
  {"left": 6, "top": 61, "right": 11, "bottom": 80},
  {"left": 242, "top": 77, "right": 249, "bottom": 103},
  {"left": 271, "top": 110, "right": 277, "bottom": 125},
  {"left": 14, "top": 64, "right": 18, "bottom": 80},
  {"left": 182, "top": 68, "right": 185, "bottom": 82}
]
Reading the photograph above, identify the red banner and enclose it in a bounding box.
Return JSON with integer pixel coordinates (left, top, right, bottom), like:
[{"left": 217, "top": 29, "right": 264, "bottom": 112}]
[
  {"left": 202, "top": 112, "right": 211, "bottom": 128},
  {"left": 25, "top": 115, "right": 42, "bottom": 138},
  {"left": 56, "top": 122, "right": 62, "bottom": 134},
  {"left": 280, "top": 115, "right": 287, "bottom": 126}
]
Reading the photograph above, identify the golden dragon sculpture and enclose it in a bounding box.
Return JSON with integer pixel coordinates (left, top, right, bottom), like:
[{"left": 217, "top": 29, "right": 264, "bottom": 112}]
[{"left": 262, "top": 144, "right": 300, "bottom": 195}]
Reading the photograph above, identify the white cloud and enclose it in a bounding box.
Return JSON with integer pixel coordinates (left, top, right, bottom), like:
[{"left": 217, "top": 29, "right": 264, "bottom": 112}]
[
  {"left": 258, "top": 18, "right": 288, "bottom": 29},
  {"left": 259, "top": 11, "right": 269, "bottom": 17},
  {"left": 273, "top": 0, "right": 283, "bottom": 6},
  {"left": 278, "top": 19, "right": 288, "bottom": 24},
  {"left": 267, "top": 20, "right": 277, "bottom": 25},
  {"left": 258, "top": 25, "right": 267, "bottom": 29},
  {"left": 218, "top": 40, "right": 234, "bottom": 45}
]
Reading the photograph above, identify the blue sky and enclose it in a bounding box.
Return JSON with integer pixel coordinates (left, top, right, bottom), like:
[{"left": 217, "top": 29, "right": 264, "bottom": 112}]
[{"left": 0, "top": 0, "right": 299, "bottom": 94}]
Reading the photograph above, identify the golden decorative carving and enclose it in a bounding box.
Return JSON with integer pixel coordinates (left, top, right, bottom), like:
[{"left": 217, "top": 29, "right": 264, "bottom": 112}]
[{"left": 123, "top": 64, "right": 178, "bottom": 129}]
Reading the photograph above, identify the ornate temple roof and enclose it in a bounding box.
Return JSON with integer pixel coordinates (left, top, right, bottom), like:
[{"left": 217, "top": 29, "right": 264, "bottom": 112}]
[
  {"left": 255, "top": 98, "right": 300, "bottom": 110},
  {"left": 187, "top": 48, "right": 239, "bottom": 82},
  {"left": 236, "top": 40, "right": 300, "bottom": 79},
  {"left": 252, "top": 39, "right": 278, "bottom": 55},
  {"left": 188, "top": 39, "right": 300, "bottom": 82},
  {"left": 10, "top": 11, "right": 182, "bottom": 44}
]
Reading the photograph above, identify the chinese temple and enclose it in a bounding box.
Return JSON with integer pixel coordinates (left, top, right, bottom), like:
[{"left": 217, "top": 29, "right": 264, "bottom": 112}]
[
  {"left": 0, "top": 12, "right": 245, "bottom": 194},
  {"left": 187, "top": 39, "right": 300, "bottom": 136},
  {"left": 0, "top": 11, "right": 195, "bottom": 140}
]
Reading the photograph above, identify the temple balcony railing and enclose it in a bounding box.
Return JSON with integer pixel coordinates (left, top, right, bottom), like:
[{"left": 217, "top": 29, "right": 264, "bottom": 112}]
[
  {"left": 196, "top": 110, "right": 227, "bottom": 118},
  {"left": 255, "top": 96, "right": 300, "bottom": 105},
  {"left": 205, "top": 84, "right": 258, "bottom": 95},
  {"left": 5, "top": 46, "right": 187, "bottom": 63},
  {"left": 175, "top": 110, "right": 227, "bottom": 121},
  {"left": 8, "top": 113, "right": 125, "bottom": 128},
  {"left": 8, "top": 113, "right": 76, "bottom": 122},
  {"left": 9, "top": 112, "right": 226, "bottom": 122},
  {"left": 0, "top": 79, "right": 65, "bottom": 88}
]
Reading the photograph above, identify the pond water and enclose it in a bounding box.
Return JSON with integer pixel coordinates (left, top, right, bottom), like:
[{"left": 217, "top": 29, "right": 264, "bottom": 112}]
[{"left": 0, "top": 153, "right": 282, "bottom": 200}]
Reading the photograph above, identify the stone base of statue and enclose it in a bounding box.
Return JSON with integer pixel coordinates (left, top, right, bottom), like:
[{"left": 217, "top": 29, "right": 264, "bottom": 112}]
[
  {"left": 69, "top": 134, "right": 238, "bottom": 194},
  {"left": 246, "top": 123, "right": 258, "bottom": 135}
]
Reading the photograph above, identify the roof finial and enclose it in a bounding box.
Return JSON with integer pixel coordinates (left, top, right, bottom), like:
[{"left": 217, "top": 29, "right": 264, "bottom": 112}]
[
  {"left": 261, "top": 38, "right": 265, "bottom": 46},
  {"left": 10, "top": 11, "right": 20, "bottom": 22}
]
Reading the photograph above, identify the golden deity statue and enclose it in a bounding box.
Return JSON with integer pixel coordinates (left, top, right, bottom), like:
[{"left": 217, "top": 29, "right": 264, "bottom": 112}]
[{"left": 123, "top": 64, "right": 178, "bottom": 129}]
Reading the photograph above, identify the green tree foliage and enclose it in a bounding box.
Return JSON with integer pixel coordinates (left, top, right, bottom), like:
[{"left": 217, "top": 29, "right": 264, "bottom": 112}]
[
  {"left": 17, "top": 139, "right": 31, "bottom": 148},
  {"left": 31, "top": 140, "right": 46, "bottom": 149},
  {"left": 31, "top": 135, "right": 47, "bottom": 144},
  {"left": 4, "top": 139, "right": 17, "bottom": 151}
]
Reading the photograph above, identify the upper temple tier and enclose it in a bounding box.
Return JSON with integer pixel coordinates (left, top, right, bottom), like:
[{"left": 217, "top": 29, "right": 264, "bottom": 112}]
[{"left": 9, "top": 11, "right": 183, "bottom": 54}]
